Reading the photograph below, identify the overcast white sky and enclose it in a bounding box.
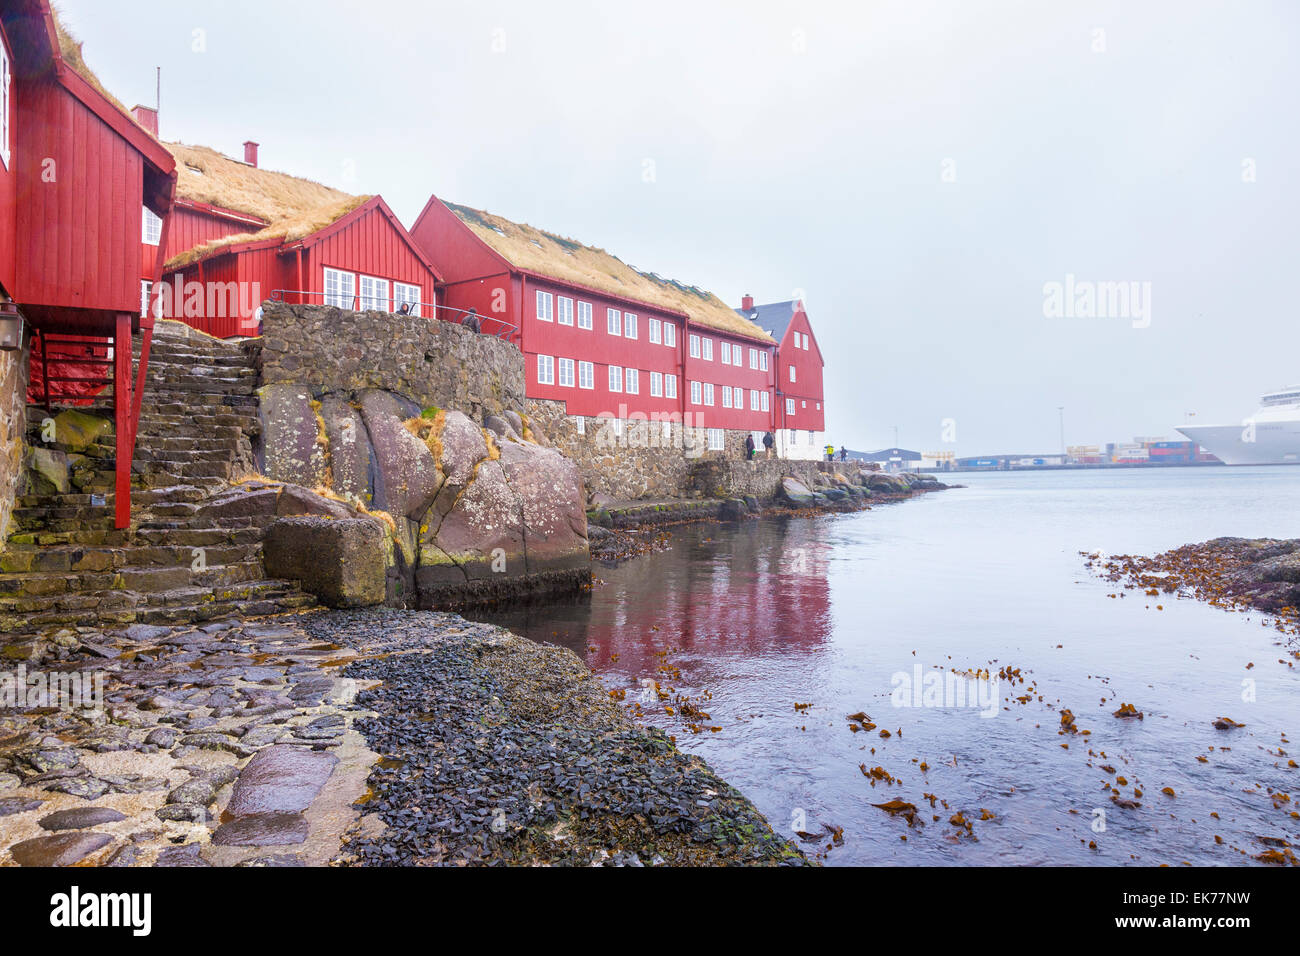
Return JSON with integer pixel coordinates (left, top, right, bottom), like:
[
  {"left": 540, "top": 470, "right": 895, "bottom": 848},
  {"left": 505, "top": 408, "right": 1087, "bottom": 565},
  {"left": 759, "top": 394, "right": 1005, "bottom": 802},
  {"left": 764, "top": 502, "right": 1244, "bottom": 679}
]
[{"left": 57, "top": 0, "right": 1300, "bottom": 454}]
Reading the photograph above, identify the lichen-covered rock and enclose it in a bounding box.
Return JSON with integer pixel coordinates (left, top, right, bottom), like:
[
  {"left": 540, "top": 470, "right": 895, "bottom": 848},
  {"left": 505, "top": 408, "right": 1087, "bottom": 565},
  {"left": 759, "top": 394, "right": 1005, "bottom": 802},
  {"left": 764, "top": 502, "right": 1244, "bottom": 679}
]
[
  {"left": 257, "top": 384, "right": 328, "bottom": 488},
  {"left": 498, "top": 442, "right": 587, "bottom": 577},
  {"left": 50, "top": 409, "right": 112, "bottom": 451},
  {"left": 319, "top": 395, "right": 374, "bottom": 502},
  {"left": 778, "top": 476, "right": 815, "bottom": 507},
  {"left": 264, "top": 516, "right": 387, "bottom": 607},
  {"left": 358, "top": 389, "right": 442, "bottom": 522},
  {"left": 25, "top": 447, "right": 70, "bottom": 495}
]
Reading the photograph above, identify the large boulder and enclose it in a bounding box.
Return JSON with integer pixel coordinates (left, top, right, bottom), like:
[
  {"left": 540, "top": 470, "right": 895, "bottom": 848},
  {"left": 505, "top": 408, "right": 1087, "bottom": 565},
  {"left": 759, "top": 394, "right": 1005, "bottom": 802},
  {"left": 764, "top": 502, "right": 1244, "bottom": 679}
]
[
  {"left": 498, "top": 442, "right": 587, "bottom": 576},
  {"left": 418, "top": 458, "right": 524, "bottom": 586},
  {"left": 777, "top": 476, "right": 815, "bottom": 507},
  {"left": 357, "top": 390, "right": 442, "bottom": 522},
  {"left": 867, "top": 473, "right": 910, "bottom": 494},
  {"left": 50, "top": 409, "right": 112, "bottom": 452},
  {"left": 319, "top": 396, "right": 375, "bottom": 502},
  {"left": 257, "top": 385, "right": 328, "bottom": 488},
  {"left": 26, "top": 447, "right": 70, "bottom": 495},
  {"left": 263, "top": 516, "right": 387, "bottom": 607}
]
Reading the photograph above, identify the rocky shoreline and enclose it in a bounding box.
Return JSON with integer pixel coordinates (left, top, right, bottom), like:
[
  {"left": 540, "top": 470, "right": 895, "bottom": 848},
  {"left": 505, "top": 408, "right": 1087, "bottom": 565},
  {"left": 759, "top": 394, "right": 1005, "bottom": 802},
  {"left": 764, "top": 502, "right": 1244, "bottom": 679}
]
[{"left": 0, "top": 608, "right": 805, "bottom": 867}]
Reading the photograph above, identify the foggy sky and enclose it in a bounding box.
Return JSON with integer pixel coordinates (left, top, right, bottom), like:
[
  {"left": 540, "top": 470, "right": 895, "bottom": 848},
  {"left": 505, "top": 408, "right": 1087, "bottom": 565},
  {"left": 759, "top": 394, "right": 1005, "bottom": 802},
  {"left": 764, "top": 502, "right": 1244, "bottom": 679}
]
[{"left": 55, "top": 0, "right": 1300, "bottom": 454}]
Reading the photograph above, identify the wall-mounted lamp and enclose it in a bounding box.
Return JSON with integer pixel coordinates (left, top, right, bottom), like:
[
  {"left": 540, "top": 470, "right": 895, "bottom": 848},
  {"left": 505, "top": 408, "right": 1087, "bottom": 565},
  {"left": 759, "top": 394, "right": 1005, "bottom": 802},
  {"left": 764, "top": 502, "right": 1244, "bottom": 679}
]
[{"left": 0, "top": 303, "right": 23, "bottom": 351}]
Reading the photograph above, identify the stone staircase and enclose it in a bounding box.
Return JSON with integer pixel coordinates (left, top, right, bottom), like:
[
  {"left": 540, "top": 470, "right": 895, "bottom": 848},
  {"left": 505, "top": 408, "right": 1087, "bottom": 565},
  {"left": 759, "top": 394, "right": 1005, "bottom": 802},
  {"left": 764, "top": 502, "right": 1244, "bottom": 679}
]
[{"left": 0, "top": 321, "right": 316, "bottom": 635}]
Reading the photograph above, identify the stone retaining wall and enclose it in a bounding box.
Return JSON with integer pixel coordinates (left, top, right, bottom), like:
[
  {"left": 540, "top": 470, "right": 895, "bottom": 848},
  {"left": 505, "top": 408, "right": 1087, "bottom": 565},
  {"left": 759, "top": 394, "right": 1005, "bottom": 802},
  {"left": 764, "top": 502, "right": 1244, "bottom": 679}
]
[
  {"left": 688, "top": 457, "right": 867, "bottom": 502},
  {"left": 0, "top": 334, "right": 30, "bottom": 552},
  {"left": 253, "top": 302, "right": 524, "bottom": 421}
]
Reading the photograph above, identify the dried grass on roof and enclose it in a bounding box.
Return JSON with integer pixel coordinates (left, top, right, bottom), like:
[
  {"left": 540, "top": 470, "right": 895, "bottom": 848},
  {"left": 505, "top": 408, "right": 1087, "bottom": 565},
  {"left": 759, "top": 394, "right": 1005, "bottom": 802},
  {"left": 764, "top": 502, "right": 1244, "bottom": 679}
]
[
  {"left": 162, "top": 143, "right": 367, "bottom": 268},
  {"left": 446, "top": 202, "right": 773, "bottom": 344},
  {"left": 52, "top": 7, "right": 156, "bottom": 139}
]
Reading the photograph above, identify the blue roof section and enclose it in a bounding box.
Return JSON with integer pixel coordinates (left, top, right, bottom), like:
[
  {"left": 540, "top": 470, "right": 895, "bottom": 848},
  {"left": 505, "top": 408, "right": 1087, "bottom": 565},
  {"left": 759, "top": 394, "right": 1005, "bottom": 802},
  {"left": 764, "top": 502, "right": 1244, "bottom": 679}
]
[{"left": 734, "top": 300, "right": 800, "bottom": 343}]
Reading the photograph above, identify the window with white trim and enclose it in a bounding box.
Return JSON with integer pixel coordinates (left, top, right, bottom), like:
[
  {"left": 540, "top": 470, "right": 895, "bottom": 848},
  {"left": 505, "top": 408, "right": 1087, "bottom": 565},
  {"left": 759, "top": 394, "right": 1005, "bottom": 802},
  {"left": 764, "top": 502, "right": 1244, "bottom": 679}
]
[
  {"left": 142, "top": 207, "right": 162, "bottom": 245},
  {"left": 690, "top": 380, "right": 702, "bottom": 405},
  {"left": 761, "top": 391, "right": 770, "bottom": 412},
  {"left": 650, "top": 371, "right": 663, "bottom": 397},
  {"left": 720, "top": 342, "right": 731, "bottom": 364},
  {"left": 359, "top": 275, "right": 390, "bottom": 312},
  {"left": 625, "top": 368, "right": 639, "bottom": 394},
  {"left": 394, "top": 282, "right": 421, "bottom": 316},
  {"left": 577, "top": 301, "right": 593, "bottom": 330},
  {"left": 689, "top": 334, "right": 700, "bottom": 358},
  {"left": 749, "top": 348, "right": 759, "bottom": 370},
  {"left": 665, "top": 375, "right": 678, "bottom": 399},
  {"left": 537, "top": 354, "right": 555, "bottom": 385},
  {"left": 578, "top": 360, "right": 594, "bottom": 389},
  {"left": 750, "top": 389, "right": 760, "bottom": 411},
  {"left": 789, "top": 365, "right": 797, "bottom": 383},
  {"left": 786, "top": 398, "right": 796, "bottom": 415},
  {"left": 760, "top": 351, "right": 769, "bottom": 371},
  {"left": 141, "top": 281, "right": 152, "bottom": 318},
  {"left": 574, "top": 415, "right": 586, "bottom": 435},
  {"left": 624, "top": 313, "right": 637, "bottom": 340},
  {"left": 324, "top": 267, "right": 356, "bottom": 309},
  {"left": 608, "top": 365, "right": 623, "bottom": 392},
  {"left": 536, "top": 291, "right": 554, "bottom": 322},
  {"left": 707, "top": 428, "right": 725, "bottom": 451},
  {"left": 0, "top": 42, "right": 10, "bottom": 170},
  {"left": 721, "top": 386, "right": 732, "bottom": 409},
  {"left": 664, "top": 323, "right": 676, "bottom": 348},
  {"left": 607, "top": 308, "right": 622, "bottom": 336},
  {"left": 558, "top": 357, "right": 575, "bottom": 387},
  {"left": 701, "top": 338, "right": 713, "bottom": 361},
  {"left": 649, "top": 318, "right": 661, "bottom": 344},
  {"left": 703, "top": 383, "right": 714, "bottom": 406},
  {"left": 557, "top": 296, "right": 574, "bottom": 326}
]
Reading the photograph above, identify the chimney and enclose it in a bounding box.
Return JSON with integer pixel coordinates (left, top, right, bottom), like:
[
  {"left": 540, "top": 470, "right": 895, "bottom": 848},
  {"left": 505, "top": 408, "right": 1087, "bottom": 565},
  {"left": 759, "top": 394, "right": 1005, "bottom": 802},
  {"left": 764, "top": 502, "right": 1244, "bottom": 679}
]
[
  {"left": 243, "top": 141, "right": 260, "bottom": 167},
  {"left": 131, "top": 104, "right": 159, "bottom": 137},
  {"left": 741, "top": 293, "right": 754, "bottom": 312}
]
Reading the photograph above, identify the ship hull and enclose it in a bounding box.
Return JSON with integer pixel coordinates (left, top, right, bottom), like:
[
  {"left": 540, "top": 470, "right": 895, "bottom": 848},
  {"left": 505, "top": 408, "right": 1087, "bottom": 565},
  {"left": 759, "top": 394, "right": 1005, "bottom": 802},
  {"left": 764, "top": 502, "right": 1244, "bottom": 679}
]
[{"left": 1177, "top": 423, "right": 1300, "bottom": 465}]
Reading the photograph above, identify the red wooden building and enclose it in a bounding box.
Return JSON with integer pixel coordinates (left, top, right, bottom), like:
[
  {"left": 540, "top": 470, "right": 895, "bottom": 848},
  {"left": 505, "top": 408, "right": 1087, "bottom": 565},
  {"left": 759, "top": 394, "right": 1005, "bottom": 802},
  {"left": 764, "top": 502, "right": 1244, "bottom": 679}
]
[
  {"left": 0, "top": 0, "right": 177, "bottom": 526},
  {"left": 410, "top": 196, "right": 777, "bottom": 443},
  {"left": 151, "top": 142, "right": 440, "bottom": 337},
  {"left": 735, "top": 297, "right": 827, "bottom": 459}
]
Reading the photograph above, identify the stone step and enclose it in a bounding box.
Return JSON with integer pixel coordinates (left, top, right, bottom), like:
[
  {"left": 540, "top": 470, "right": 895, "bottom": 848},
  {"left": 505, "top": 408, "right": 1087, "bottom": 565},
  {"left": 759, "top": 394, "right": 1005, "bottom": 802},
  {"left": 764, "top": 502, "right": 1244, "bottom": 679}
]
[
  {"left": 0, "top": 560, "right": 266, "bottom": 604},
  {"left": 0, "top": 541, "right": 260, "bottom": 574}
]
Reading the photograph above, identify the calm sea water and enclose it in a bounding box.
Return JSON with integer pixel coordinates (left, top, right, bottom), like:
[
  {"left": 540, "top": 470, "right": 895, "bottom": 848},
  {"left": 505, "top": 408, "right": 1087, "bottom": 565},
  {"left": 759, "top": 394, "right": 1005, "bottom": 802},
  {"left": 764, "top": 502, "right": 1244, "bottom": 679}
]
[{"left": 475, "top": 467, "right": 1300, "bottom": 865}]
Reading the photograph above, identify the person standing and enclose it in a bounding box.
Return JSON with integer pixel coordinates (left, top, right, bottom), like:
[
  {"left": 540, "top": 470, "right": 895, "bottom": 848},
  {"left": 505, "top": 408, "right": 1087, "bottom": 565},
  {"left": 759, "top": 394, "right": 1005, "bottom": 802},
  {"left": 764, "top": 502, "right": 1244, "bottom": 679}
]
[
  {"left": 745, "top": 433, "right": 756, "bottom": 461},
  {"left": 763, "top": 430, "right": 775, "bottom": 459},
  {"left": 839, "top": 446, "right": 847, "bottom": 462}
]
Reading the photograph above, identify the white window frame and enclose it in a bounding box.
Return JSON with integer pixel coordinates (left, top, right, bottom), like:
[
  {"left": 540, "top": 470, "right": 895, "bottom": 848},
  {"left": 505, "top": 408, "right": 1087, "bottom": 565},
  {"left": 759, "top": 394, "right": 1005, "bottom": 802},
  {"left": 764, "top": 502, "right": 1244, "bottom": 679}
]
[
  {"left": 689, "top": 334, "right": 700, "bottom": 358},
  {"left": 666, "top": 375, "right": 678, "bottom": 399},
  {"left": 664, "top": 322, "right": 676, "bottom": 348},
  {"left": 720, "top": 342, "right": 731, "bottom": 365},
  {"left": 609, "top": 365, "right": 623, "bottom": 392},
  {"left": 142, "top": 207, "right": 163, "bottom": 246},
  {"left": 536, "top": 290, "right": 554, "bottom": 322},
  {"left": 789, "top": 365, "right": 797, "bottom": 383},
  {"left": 574, "top": 415, "right": 586, "bottom": 435},
  {"left": 690, "top": 380, "right": 702, "bottom": 405},
  {"left": 649, "top": 318, "right": 662, "bottom": 344},
  {"left": 650, "top": 371, "right": 663, "bottom": 397},
  {"left": 394, "top": 282, "right": 421, "bottom": 316},
  {"left": 558, "top": 357, "right": 575, "bottom": 387},
  {"left": 760, "top": 351, "right": 769, "bottom": 371},
  {"left": 537, "top": 354, "right": 555, "bottom": 385},
  {"left": 359, "top": 275, "right": 390, "bottom": 312},
  {"left": 751, "top": 389, "right": 761, "bottom": 411},
  {"left": 786, "top": 398, "right": 796, "bottom": 415},
  {"left": 761, "top": 391, "right": 770, "bottom": 412},
  {"left": 141, "top": 281, "right": 152, "bottom": 319},
  {"left": 721, "top": 386, "right": 732, "bottom": 409},
  {"left": 624, "top": 313, "right": 637, "bottom": 340},
  {"left": 578, "top": 360, "right": 595, "bottom": 390},
  {"left": 749, "top": 348, "right": 759, "bottom": 370},
  {"left": 707, "top": 428, "right": 725, "bottom": 451},
  {"left": 701, "top": 338, "right": 713, "bottom": 361},
  {"left": 557, "top": 296, "right": 574, "bottom": 326},
  {"left": 703, "top": 383, "right": 714, "bottom": 406},
  {"left": 0, "top": 41, "right": 10, "bottom": 170},
  {"left": 324, "top": 267, "right": 356, "bottom": 309},
  {"left": 577, "top": 301, "right": 593, "bottom": 330},
  {"left": 607, "top": 308, "right": 622, "bottom": 336},
  {"left": 625, "top": 368, "right": 639, "bottom": 394}
]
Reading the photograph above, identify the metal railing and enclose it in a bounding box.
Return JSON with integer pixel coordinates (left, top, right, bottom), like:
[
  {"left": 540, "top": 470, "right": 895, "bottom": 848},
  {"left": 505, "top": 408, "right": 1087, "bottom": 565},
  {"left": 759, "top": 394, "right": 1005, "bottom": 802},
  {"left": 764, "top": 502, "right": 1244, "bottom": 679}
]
[{"left": 267, "top": 290, "right": 519, "bottom": 340}]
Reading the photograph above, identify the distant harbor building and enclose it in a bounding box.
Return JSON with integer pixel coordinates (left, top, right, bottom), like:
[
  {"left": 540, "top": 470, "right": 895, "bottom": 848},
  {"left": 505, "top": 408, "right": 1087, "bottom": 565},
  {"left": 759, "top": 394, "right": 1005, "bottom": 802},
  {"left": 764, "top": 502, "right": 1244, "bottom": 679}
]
[{"left": 852, "top": 447, "right": 923, "bottom": 472}]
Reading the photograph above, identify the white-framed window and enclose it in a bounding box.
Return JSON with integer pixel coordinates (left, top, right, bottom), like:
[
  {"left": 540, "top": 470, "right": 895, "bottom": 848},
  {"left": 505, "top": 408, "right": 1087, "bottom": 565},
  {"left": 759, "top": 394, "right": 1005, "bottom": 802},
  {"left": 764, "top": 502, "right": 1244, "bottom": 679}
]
[
  {"left": 707, "top": 428, "right": 725, "bottom": 451},
  {"left": 749, "top": 348, "right": 759, "bottom": 370},
  {"left": 612, "top": 418, "right": 625, "bottom": 438},
  {"left": 574, "top": 415, "right": 586, "bottom": 435},
  {"left": 650, "top": 371, "right": 663, "bottom": 397},
  {"left": 803, "top": 333, "right": 810, "bottom": 349},
  {"left": 786, "top": 398, "right": 796, "bottom": 415},
  {"left": 359, "top": 275, "right": 390, "bottom": 312},
  {"left": 142, "top": 207, "right": 163, "bottom": 245},
  {"left": 624, "top": 313, "right": 637, "bottom": 340},
  {"left": 324, "top": 267, "right": 356, "bottom": 309},
  {"left": 394, "top": 282, "right": 421, "bottom": 316},
  {"left": 689, "top": 334, "right": 700, "bottom": 358},
  {"left": 703, "top": 383, "right": 714, "bottom": 406},
  {"left": 666, "top": 375, "right": 678, "bottom": 399},
  {"left": 536, "top": 290, "right": 554, "bottom": 322},
  {"left": 141, "top": 281, "right": 152, "bottom": 318},
  {"left": 802, "top": 400, "right": 807, "bottom": 408},
  {"left": 578, "top": 360, "right": 595, "bottom": 389},
  {"left": 649, "top": 318, "right": 662, "bottom": 344},
  {"left": 751, "top": 389, "right": 761, "bottom": 411},
  {"left": 761, "top": 391, "right": 770, "bottom": 412},
  {"left": 0, "top": 41, "right": 10, "bottom": 170},
  {"left": 664, "top": 323, "right": 676, "bottom": 348},
  {"left": 537, "top": 354, "right": 555, "bottom": 385},
  {"left": 625, "top": 368, "right": 639, "bottom": 394},
  {"left": 557, "top": 296, "right": 574, "bottom": 326},
  {"left": 609, "top": 365, "right": 623, "bottom": 392},
  {"left": 721, "top": 342, "right": 731, "bottom": 364},
  {"left": 760, "top": 350, "right": 769, "bottom": 371},
  {"left": 558, "top": 357, "right": 575, "bottom": 387},
  {"left": 577, "top": 301, "right": 593, "bottom": 330},
  {"left": 607, "top": 308, "right": 622, "bottom": 336},
  {"left": 701, "top": 338, "right": 713, "bottom": 361},
  {"left": 721, "top": 386, "right": 732, "bottom": 409},
  {"left": 789, "top": 365, "right": 797, "bottom": 383},
  {"left": 690, "top": 380, "right": 702, "bottom": 405}
]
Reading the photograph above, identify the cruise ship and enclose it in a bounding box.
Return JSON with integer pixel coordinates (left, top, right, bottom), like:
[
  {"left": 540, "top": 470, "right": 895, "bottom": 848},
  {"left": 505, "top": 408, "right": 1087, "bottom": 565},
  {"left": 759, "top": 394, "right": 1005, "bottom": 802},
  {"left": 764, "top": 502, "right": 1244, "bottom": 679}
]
[{"left": 1177, "top": 386, "right": 1300, "bottom": 465}]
